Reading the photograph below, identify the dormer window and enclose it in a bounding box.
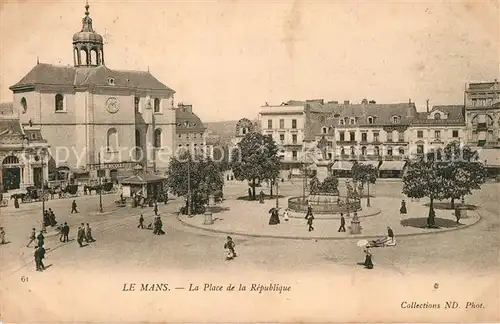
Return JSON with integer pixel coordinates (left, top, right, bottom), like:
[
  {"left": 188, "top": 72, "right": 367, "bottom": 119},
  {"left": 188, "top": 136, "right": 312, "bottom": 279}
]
[
  {"left": 367, "top": 116, "right": 374, "bottom": 124},
  {"left": 339, "top": 119, "right": 345, "bottom": 125},
  {"left": 434, "top": 113, "right": 441, "bottom": 120},
  {"left": 344, "top": 117, "right": 349, "bottom": 124},
  {"left": 107, "top": 77, "right": 115, "bottom": 85},
  {"left": 392, "top": 116, "right": 400, "bottom": 124},
  {"left": 350, "top": 117, "right": 356, "bottom": 125},
  {"left": 134, "top": 96, "right": 140, "bottom": 113},
  {"left": 322, "top": 127, "right": 327, "bottom": 134}
]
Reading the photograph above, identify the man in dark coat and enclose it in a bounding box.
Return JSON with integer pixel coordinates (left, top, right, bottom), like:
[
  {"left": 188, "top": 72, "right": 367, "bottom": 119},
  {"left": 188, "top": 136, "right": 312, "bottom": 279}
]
[
  {"left": 37, "top": 231, "right": 45, "bottom": 247},
  {"left": 138, "top": 214, "right": 144, "bottom": 229},
  {"left": 49, "top": 208, "right": 57, "bottom": 226},
  {"left": 387, "top": 226, "right": 394, "bottom": 243},
  {"left": 77, "top": 226, "right": 85, "bottom": 247},
  {"left": 61, "top": 222, "right": 70, "bottom": 242},
  {"left": 85, "top": 223, "right": 95, "bottom": 242},
  {"left": 71, "top": 200, "right": 78, "bottom": 213},
  {"left": 14, "top": 197, "right": 19, "bottom": 208},
  {"left": 34, "top": 246, "right": 45, "bottom": 271},
  {"left": 338, "top": 213, "right": 346, "bottom": 232},
  {"left": 154, "top": 203, "right": 159, "bottom": 216}
]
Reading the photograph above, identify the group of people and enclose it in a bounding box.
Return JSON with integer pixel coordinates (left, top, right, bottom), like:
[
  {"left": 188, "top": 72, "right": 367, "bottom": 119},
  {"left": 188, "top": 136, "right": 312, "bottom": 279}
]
[
  {"left": 43, "top": 208, "right": 57, "bottom": 227},
  {"left": 27, "top": 229, "right": 47, "bottom": 271},
  {"left": 76, "top": 223, "right": 95, "bottom": 246},
  {"left": 137, "top": 214, "right": 165, "bottom": 235}
]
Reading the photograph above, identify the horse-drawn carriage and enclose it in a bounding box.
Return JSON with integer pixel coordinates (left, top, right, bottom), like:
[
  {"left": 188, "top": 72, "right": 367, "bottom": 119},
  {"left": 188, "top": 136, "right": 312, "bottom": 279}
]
[
  {"left": 84, "top": 180, "right": 116, "bottom": 195},
  {"left": 10, "top": 186, "right": 49, "bottom": 203}
]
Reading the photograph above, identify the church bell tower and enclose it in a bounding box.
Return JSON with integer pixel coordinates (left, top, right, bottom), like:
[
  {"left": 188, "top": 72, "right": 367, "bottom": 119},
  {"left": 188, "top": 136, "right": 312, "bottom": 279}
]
[{"left": 72, "top": 1, "right": 105, "bottom": 67}]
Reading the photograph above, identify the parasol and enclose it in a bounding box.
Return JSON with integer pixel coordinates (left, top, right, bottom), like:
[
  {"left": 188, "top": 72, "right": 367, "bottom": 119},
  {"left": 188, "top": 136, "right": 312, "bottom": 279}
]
[
  {"left": 268, "top": 207, "right": 276, "bottom": 213},
  {"left": 356, "top": 239, "right": 369, "bottom": 247}
]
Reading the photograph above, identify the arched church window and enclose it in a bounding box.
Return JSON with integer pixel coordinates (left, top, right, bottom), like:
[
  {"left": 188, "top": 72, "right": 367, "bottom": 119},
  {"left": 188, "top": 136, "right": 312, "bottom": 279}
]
[
  {"left": 154, "top": 98, "right": 161, "bottom": 113},
  {"left": 154, "top": 129, "right": 162, "bottom": 148},
  {"left": 2, "top": 155, "right": 20, "bottom": 165},
  {"left": 55, "top": 94, "right": 64, "bottom": 111},
  {"left": 107, "top": 128, "right": 118, "bottom": 151},
  {"left": 20, "top": 97, "right": 27, "bottom": 113}
]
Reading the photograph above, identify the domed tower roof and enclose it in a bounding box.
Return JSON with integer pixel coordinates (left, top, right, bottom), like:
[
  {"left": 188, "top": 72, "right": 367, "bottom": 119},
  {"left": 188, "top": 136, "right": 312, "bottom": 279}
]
[{"left": 73, "top": 2, "right": 105, "bottom": 67}]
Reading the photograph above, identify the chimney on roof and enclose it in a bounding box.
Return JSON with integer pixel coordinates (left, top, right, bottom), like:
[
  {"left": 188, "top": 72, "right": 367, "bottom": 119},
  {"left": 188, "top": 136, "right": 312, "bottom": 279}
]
[
  {"left": 426, "top": 99, "right": 430, "bottom": 113},
  {"left": 332, "top": 101, "right": 338, "bottom": 104},
  {"left": 369, "top": 100, "right": 376, "bottom": 104},
  {"left": 344, "top": 100, "right": 350, "bottom": 105},
  {"left": 361, "top": 98, "right": 368, "bottom": 104},
  {"left": 408, "top": 98, "right": 411, "bottom": 104}
]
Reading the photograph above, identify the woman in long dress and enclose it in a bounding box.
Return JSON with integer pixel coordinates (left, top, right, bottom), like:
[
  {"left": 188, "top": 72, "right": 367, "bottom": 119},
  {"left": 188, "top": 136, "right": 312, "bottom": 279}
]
[
  {"left": 399, "top": 199, "right": 407, "bottom": 215},
  {"left": 269, "top": 209, "right": 280, "bottom": 225},
  {"left": 363, "top": 246, "right": 374, "bottom": 269}
]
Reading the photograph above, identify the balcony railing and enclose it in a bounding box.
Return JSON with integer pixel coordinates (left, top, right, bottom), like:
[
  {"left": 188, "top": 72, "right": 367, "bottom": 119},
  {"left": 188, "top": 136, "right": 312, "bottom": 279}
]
[{"left": 337, "top": 140, "right": 358, "bottom": 145}]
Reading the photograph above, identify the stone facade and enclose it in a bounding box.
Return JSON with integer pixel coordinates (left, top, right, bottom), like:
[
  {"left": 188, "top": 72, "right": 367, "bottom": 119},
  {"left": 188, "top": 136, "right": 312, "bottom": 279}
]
[{"left": 7, "top": 4, "right": 176, "bottom": 178}]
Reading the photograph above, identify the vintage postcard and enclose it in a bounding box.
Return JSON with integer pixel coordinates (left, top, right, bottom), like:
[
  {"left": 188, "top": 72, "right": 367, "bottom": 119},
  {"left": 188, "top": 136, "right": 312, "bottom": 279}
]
[{"left": 0, "top": 0, "right": 498, "bottom": 322}]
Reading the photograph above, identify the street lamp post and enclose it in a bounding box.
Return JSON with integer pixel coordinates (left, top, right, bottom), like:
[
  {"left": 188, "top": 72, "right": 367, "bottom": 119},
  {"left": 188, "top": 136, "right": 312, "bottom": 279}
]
[
  {"left": 98, "top": 152, "right": 103, "bottom": 213},
  {"left": 275, "top": 178, "right": 279, "bottom": 209},
  {"left": 187, "top": 154, "right": 191, "bottom": 217},
  {"left": 41, "top": 152, "right": 46, "bottom": 233}
]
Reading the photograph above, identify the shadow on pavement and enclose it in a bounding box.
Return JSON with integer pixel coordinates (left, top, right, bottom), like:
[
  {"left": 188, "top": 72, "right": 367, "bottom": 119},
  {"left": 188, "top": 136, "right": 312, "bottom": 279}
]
[
  {"left": 400, "top": 217, "right": 462, "bottom": 229},
  {"left": 236, "top": 195, "right": 286, "bottom": 201},
  {"left": 424, "top": 202, "right": 477, "bottom": 210}
]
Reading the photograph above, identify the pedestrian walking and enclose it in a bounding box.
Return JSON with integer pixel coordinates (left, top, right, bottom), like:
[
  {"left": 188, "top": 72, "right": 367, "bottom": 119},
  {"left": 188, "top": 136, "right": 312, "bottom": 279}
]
[
  {"left": 27, "top": 228, "right": 36, "bottom": 247},
  {"left": 138, "top": 214, "right": 144, "bottom": 229},
  {"left": 454, "top": 207, "right": 461, "bottom": 224},
  {"left": 0, "top": 227, "right": 5, "bottom": 244},
  {"left": 283, "top": 208, "right": 290, "bottom": 221},
  {"left": 305, "top": 203, "right": 313, "bottom": 219},
  {"left": 224, "top": 236, "right": 236, "bottom": 260},
  {"left": 14, "top": 196, "right": 19, "bottom": 208},
  {"left": 399, "top": 199, "right": 407, "bottom": 215},
  {"left": 77, "top": 226, "right": 85, "bottom": 247},
  {"left": 154, "top": 202, "right": 159, "bottom": 216},
  {"left": 49, "top": 208, "right": 57, "bottom": 226},
  {"left": 61, "top": 222, "right": 70, "bottom": 242},
  {"left": 37, "top": 231, "right": 45, "bottom": 247},
  {"left": 306, "top": 214, "right": 314, "bottom": 232},
  {"left": 34, "top": 246, "right": 46, "bottom": 271},
  {"left": 71, "top": 200, "right": 78, "bottom": 214},
  {"left": 362, "top": 246, "right": 374, "bottom": 269},
  {"left": 338, "top": 213, "right": 346, "bottom": 232},
  {"left": 85, "top": 223, "right": 95, "bottom": 242}
]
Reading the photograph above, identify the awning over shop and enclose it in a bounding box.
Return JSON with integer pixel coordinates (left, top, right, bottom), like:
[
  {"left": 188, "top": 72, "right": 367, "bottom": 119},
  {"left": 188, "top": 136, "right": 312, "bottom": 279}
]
[
  {"left": 479, "top": 149, "right": 500, "bottom": 167},
  {"left": 332, "top": 161, "right": 354, "bottom": 171},
  {"left": 379, "top": 161, "right": 406, "bottom": 171},
  {"left": 121, "top": 174, "right": 166, "bottom": 185},
  {"left": 357, "top": 161, "right": 380, "bottom": 168}
]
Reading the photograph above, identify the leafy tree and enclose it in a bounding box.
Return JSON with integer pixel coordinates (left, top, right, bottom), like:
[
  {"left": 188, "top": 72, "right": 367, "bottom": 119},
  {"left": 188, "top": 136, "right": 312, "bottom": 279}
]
[
  {"left": 352, "top": 163, "right": 378, "bottom": 206},
  {"left": 231, "top": 133, "right": 280, "bottom": 200},
  {"left": 319, "top": 175, "right": 339, "bottom": 194},
  {"left": 166, "top": 151, "right": 224, "bottom": 215},
  {"left": 440, "top": 142, "right": 486, "bottom": 208},
  {"left": 402, "top": 157, "right": 449, "bottom": 227}
]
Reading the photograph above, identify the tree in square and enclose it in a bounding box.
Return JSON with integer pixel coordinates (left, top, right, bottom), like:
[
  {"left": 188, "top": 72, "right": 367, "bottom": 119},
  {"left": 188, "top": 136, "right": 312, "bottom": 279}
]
[
  {"left": 352, "top": 163, "right": 378, "bottom": 207},
  {"left": 230, "top": 133, "right": 281, "bottom": 200},
  {"left": 440, "top": 141, "right": 486, "bottom": 209},
  {"left": 166, "top": 151, "right": 224, "bottom": 215}
]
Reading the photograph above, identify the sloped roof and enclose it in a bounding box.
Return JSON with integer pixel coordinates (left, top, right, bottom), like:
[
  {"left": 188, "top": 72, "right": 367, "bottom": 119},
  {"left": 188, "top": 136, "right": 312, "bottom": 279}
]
[
  {"left": 411, "top": 105, "right": 465, "bottom": 126},
  {"left": 10, "top": 63, "right": 174, "bottom": 92},
  {"left": 204, "top": 120, "right": 239, "bottom": 140},
  {"left": 175, "top": 107, "right": 206, "bottom": 132},
  {"left": 0, "top": 102, "right": 14, "bottom": 115},
  {"left": 0, "top": 119, "right": 23, "bottom": 135},
  {"left": 121, "top": 174, "right": 166, "bottom": 184}
]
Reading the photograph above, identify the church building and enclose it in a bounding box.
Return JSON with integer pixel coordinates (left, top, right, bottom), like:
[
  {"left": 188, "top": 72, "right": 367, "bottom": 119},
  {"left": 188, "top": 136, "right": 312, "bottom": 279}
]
[{"left": 8, "top": 3, "right": 176, "bottom": 180}]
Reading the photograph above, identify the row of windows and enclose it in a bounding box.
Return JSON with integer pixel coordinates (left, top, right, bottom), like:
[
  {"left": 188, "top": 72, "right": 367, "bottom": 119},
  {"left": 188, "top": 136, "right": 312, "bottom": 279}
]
[
  {"left": 107, "top": 128, "right": 163, "bottom": 150},
  {"left": 177, "top": 132, "right": 204, "bottom": 139},
  {"left": 417, "top": 130, "right": 459, "bottom": 139},
  {"left": 20, "top": 95, "right": 163, "bottom": 113},
  {"left": 268, "top": 119, "right": 297, "bottom": 129},
  {"left": 288, "top": 145, "right": 436, "bottom": 159}
]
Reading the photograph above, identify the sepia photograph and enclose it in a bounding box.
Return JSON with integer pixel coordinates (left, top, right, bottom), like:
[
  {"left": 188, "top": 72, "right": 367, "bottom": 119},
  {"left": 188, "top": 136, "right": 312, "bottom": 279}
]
[{"left": 0, "top": 0, "right": 498, "bottom": 322}]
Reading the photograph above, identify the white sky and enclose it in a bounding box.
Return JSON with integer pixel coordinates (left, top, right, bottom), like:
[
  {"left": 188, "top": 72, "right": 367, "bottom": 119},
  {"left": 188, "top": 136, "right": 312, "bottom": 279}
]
[{"left": 0, "top": 0, "right": 498, "bottom": 122}]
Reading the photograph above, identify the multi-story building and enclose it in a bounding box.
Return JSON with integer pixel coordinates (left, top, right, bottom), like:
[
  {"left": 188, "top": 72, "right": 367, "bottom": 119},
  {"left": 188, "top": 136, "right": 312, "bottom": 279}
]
[
  {"left": 7, "top": 3, "right": 176, "bottom": 180},
  {"left": 309, "top": 99, "right": 417, "bottom": 178},
  {"left": 464, "top": 80, "right": 500, "bottom": 178},
  {"left": 0, "top": 103, "right": 50, "bottom": 190},
  {"left": 259, "top": 100, "right": 328, "bottom": 172},
  {"left": 174, "top": 103, "right": 207, "bottom": 155},
  {"left": 410, "top": 104, "right": 466, "bottom": 156}
]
